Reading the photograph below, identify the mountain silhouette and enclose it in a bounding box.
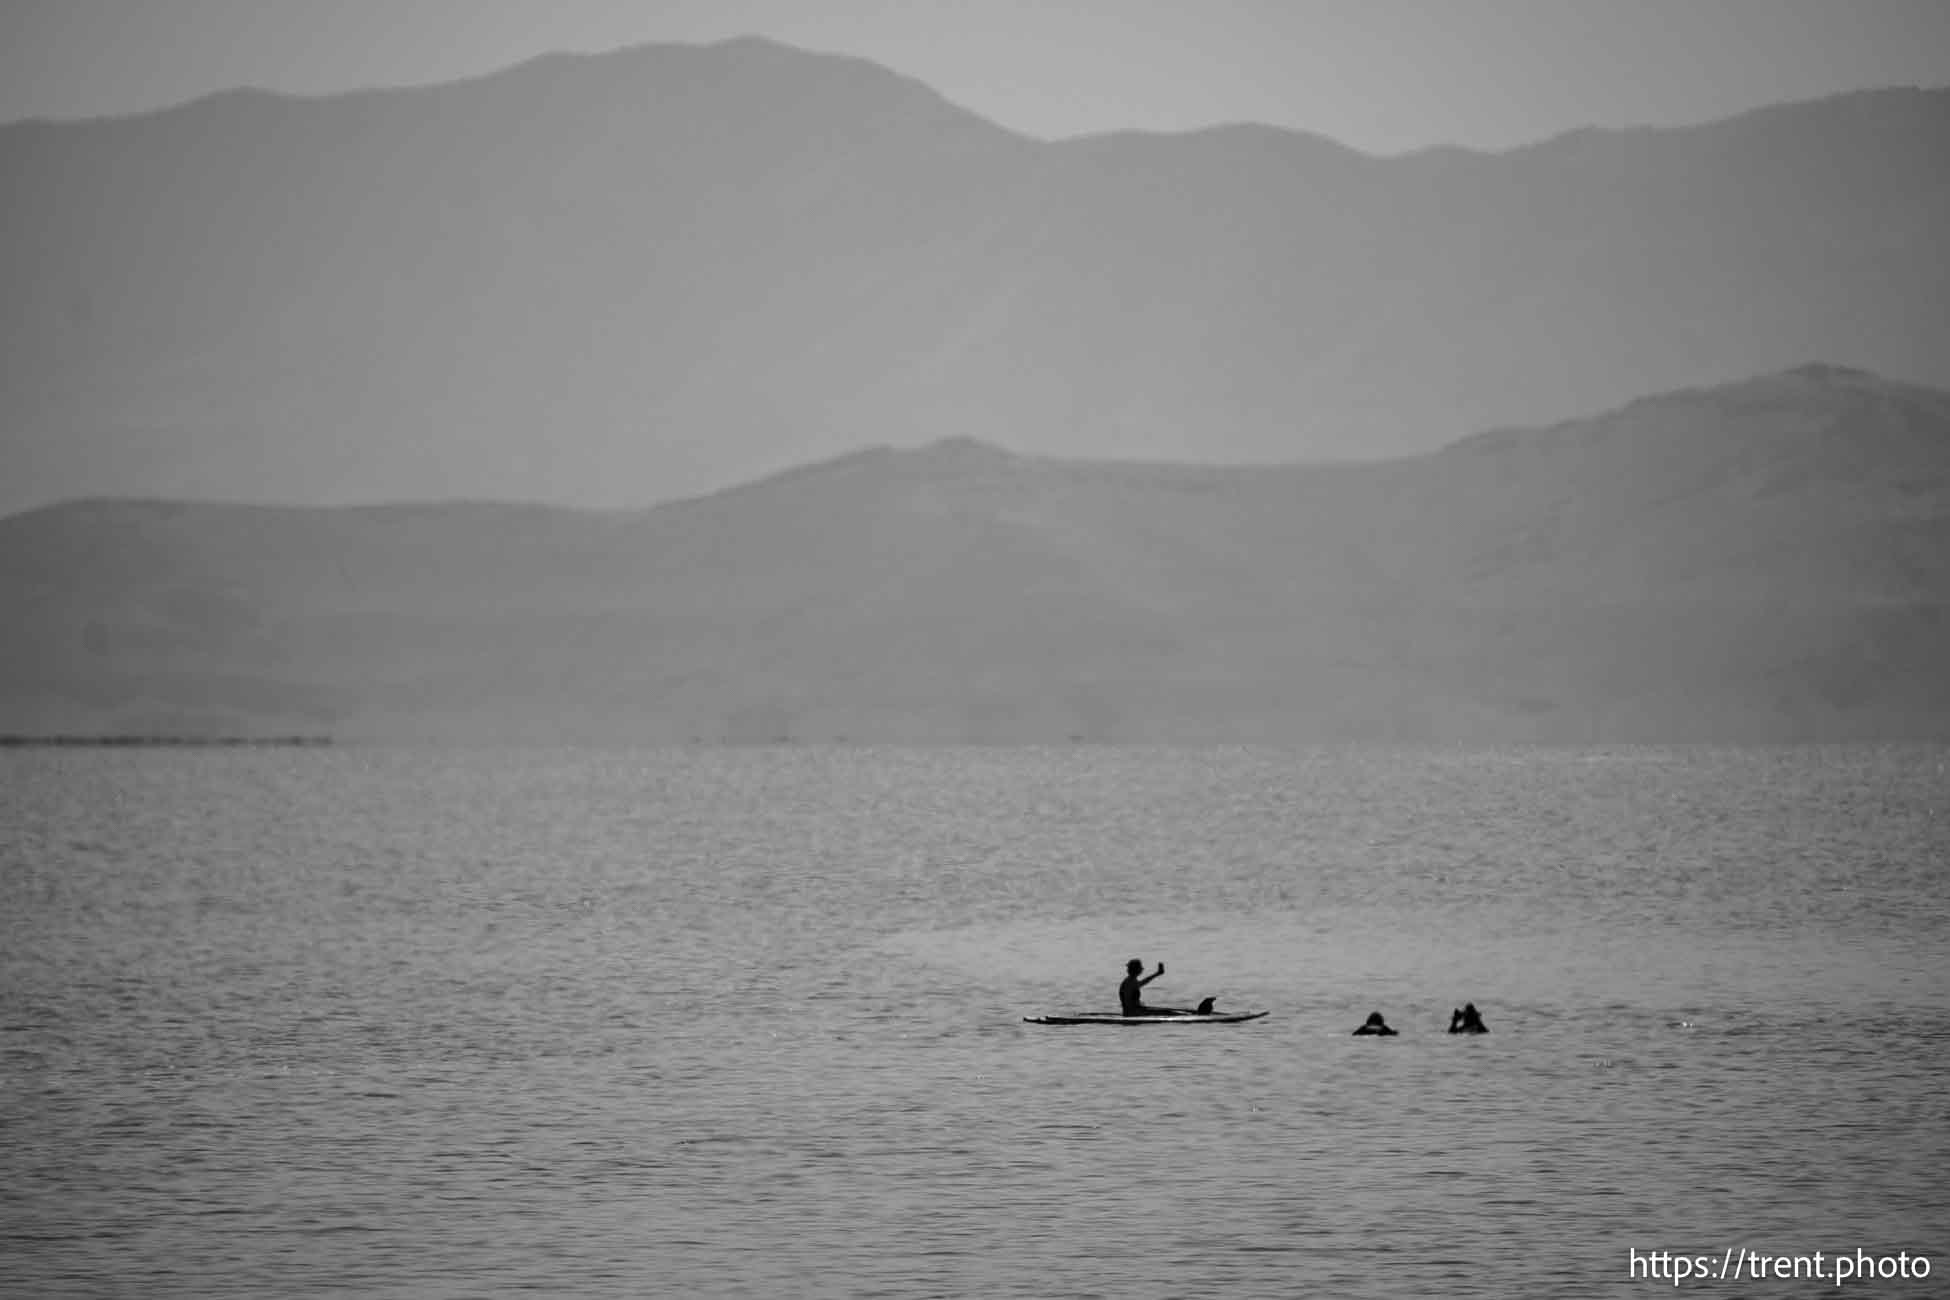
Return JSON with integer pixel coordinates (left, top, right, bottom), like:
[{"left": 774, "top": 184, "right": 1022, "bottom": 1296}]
[
  {"left": 3, "top": 365, "right": 1945, "bottom": 742},
  {"left": 2, "top": 38, "right": 1946, "bottom": 514}
]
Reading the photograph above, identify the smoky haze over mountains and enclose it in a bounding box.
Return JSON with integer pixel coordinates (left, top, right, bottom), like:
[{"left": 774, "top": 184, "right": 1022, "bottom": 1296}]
[
  {"left": 4, "top": 366, "right": 1947, "bottom": 743},
  {"left": 2, "top": 36, "right": 1948, "bottom": 512}
]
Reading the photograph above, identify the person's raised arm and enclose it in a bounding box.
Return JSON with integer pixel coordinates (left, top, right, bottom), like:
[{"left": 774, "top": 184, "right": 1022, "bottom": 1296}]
[{"left": 1140, "top": 962, "right": 1164, "bottom": 987}]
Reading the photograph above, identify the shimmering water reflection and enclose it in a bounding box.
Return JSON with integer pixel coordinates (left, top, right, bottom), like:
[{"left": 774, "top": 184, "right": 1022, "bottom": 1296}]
[{"left": 3, "top": 745, "right": 1945, "bottom": 1297}]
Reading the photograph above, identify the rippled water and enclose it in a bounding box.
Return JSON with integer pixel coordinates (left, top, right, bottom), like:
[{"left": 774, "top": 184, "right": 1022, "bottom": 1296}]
[{"left": 3, "top": 745, "right": 1946, "bottom": 1297}]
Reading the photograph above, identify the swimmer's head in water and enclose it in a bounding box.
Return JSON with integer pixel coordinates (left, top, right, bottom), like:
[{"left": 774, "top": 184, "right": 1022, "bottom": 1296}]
[{"left": 1364, "top": 1011, "right": 1387, "bottom": 1028}]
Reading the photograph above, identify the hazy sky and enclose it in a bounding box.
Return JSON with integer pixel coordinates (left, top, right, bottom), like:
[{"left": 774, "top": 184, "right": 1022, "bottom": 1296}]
[{"left": 4, "top": 0, "right": 1949, "bottom": 153}]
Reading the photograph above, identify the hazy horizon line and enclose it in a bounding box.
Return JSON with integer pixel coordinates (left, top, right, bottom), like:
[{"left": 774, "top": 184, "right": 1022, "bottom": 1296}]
[
  {"left": 4, "top": 31, "right": 1942, "bottom": 163},
  {"left": 0, "top": 360, "right": 1922, "bottom": 523}
]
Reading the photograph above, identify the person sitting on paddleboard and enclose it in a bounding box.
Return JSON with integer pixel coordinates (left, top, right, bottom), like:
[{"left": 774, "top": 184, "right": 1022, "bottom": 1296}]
[
  {"left": 1448, "top": 1002, "right": 1488, "bottom": 1034},
  {"left": 1353, "top": 1011, "right": 1398, "bottom": 1036},
  {"left": 1120, "top": 959, "right": 1164, "bottom": 1015}
]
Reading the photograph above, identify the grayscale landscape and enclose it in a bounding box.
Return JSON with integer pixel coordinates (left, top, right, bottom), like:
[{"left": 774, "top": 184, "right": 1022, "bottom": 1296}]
[
  {"left": 1, "top": 37, "right": 1947, "bottom": 743},
  {"left": 2, "top": 40, "right": 1946, "bottom": 512},
  {"left": 5, "top": 363, "right": 1948, "bottom": 742},
  {"left": 3, "top": 8, "right": 1947, "bottom": 1299}
]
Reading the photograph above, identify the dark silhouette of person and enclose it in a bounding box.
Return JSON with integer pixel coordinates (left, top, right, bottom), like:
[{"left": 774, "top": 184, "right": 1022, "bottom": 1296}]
[
  {"left": 1352, "top": 1011, "right": 1398, "bottom": 1036},
  {"left": 1448, "top": 1003, "right": 1489, "bottom": 1034},
  {"left": 1119, "top": 959, "right": 1164, "bottom": 1015}
]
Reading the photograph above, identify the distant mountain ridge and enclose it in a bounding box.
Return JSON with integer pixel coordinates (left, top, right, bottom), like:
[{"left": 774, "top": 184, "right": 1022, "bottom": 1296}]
[
  {"left": 1, "top": 37, "right": 1946, "bottom": 513},
  {"left": 3, "top": 364, "right": 1945, "bottom": 743}
]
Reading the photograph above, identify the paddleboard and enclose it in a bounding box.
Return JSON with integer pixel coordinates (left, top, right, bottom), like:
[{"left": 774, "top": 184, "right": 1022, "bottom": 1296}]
[{"left": 1023, "top": 1011, "right": 1269, "bottom": 1025}]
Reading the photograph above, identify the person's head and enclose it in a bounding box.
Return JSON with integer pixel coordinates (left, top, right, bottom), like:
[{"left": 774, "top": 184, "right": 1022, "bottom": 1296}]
[
  {"left": 1126, "top": 959, "right": 1143, "bottom": 976},
  {"left": 1463, "top": 1002, "right": 1479, "bottom": 1017},
  {"left": 1365, "top": 1011, "right": 1386, "bottom": 1028}
]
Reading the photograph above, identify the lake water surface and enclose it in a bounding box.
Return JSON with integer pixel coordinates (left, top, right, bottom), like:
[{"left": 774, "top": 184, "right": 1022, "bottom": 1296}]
[{"left": 3, "top": 745, "right": 1946, "bottom": 1297}]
